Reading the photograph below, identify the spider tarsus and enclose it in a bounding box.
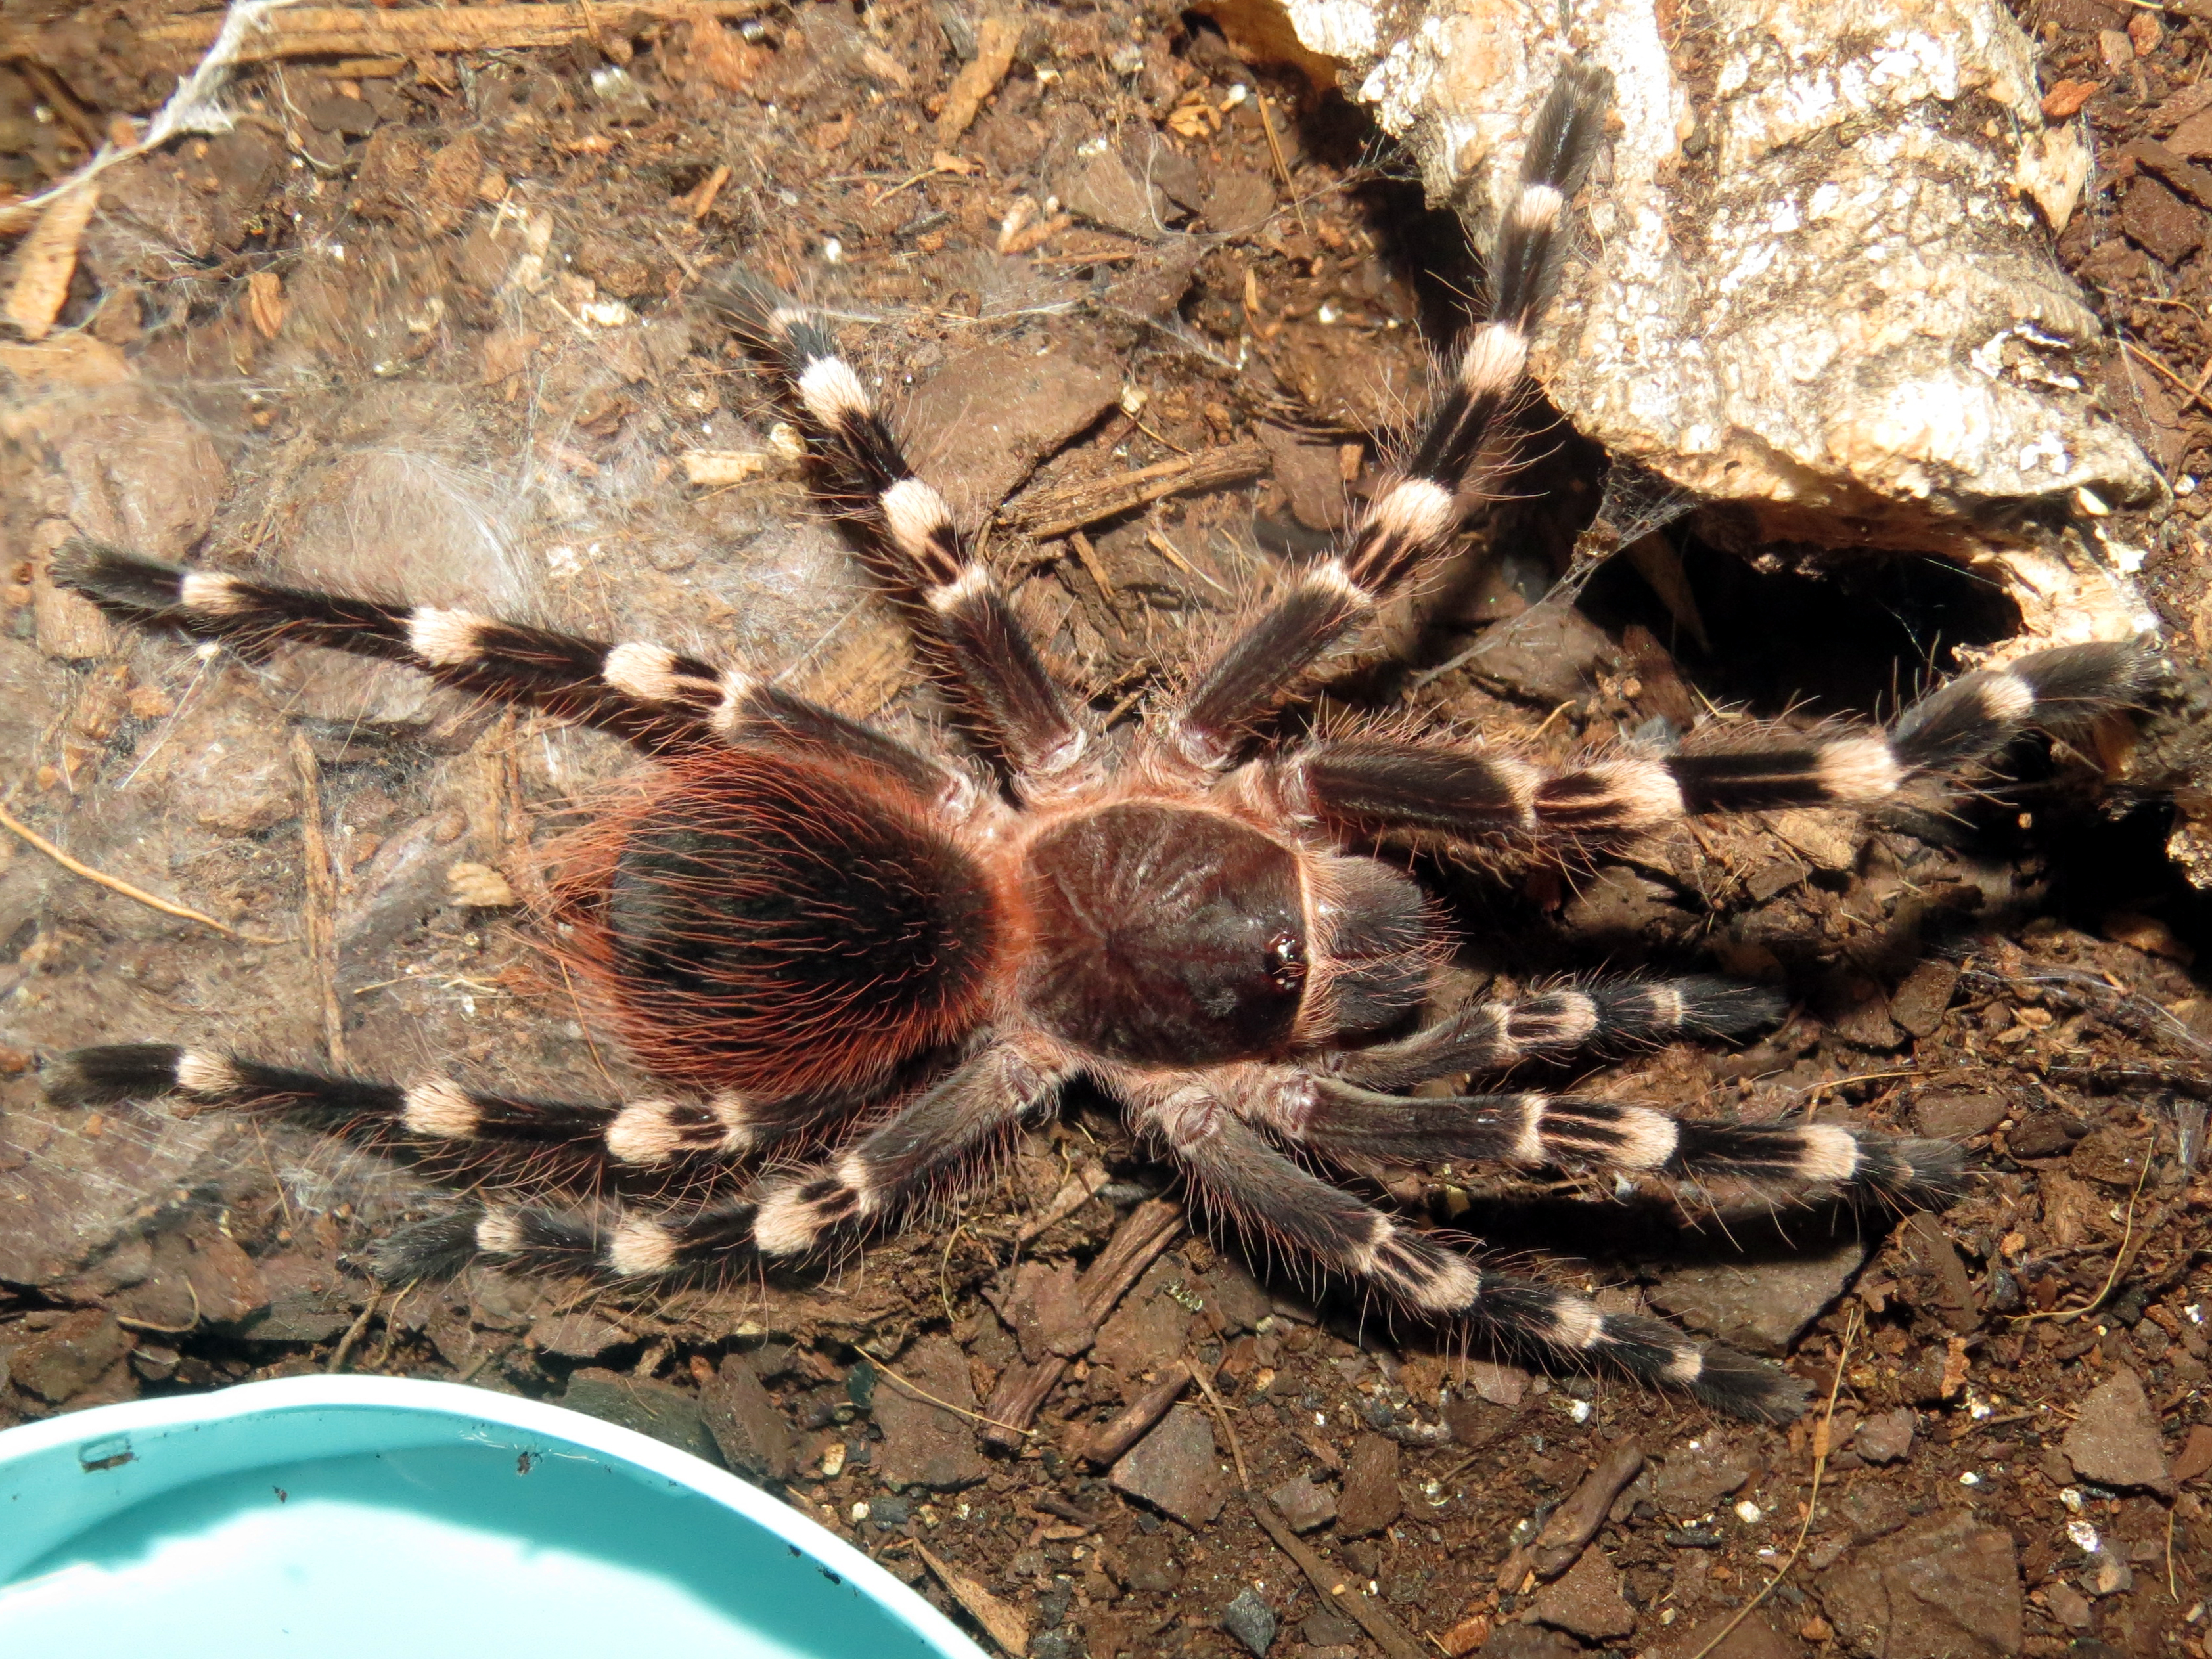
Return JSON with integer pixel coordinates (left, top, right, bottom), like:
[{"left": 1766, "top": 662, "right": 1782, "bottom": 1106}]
[
  {"left": 371, "top": 1212, "right": 486, "bottom": 1283},
  {"left": 42, "top": 1042, "right": 185, "bottom": 1106},
  {"left": 1853, "top": 1135, "right": 1971, "bottom": 1210},
  {"left": 51, "top": 538, "right": 187, "bottom": 615},
  {"left": 1680, "top": 1342, "right": 1814, "bottom": 1424}
]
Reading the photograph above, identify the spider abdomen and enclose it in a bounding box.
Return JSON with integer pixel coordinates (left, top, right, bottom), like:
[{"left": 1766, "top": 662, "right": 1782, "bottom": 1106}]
[
  {"left": 579, "top": 748, "right": 1004, "bottom": 1100},
  {"left": 1020, "top": 802, "right": 1307, "bottom": 1066}
]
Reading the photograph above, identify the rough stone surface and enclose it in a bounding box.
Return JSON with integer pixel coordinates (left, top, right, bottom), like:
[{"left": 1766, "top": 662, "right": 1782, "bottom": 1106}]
[
  {"left": 1651, "top": 1237, "right": 1866, "bottom": 1355},
  {"left": 1120, "top": 1532, "right": 1184, "bottom": 1593},
  {"left": 1057, "top": 145, "right": 1169, "bottom": 240},
  {"left": 1265, "top": 1472, "right": 1338, "bottom": 1533},
  {"left": 1912, "top": 1091, "right": 2006, "bottom": 1139},
  {"left": 1654, "top": 1434, "right": 1757, "bottom": 1515},
  {"left": 1335, "top": 1432, "right": 1402, "bottom": 1536},
  {"left": 1303, "top": 1610, "right": 1361, "bottom": 1646},
  {"left": 530, "top": 1312, "right": 629, "bottom": 1360},
  {"left": 560, "top": 1371, "right": 726, "bottom": 1468},
  {"left": 1531, "top": 1549, "right": 1635, "bottom": 1640},
  {"left": 133, "top": 691, "right": 299, "bottom": 836},
  {"left": 874, "top": 1333, "right": 989, "bottom": 1491},
  {"left": 1654, "top": 1610, "right": 1807, "bottom": 1658},
  {"left": 1091, "top": 1259, "right": 1195, "bottom": 1375},
  {"left": 2123, "top": 173, "right": 2206, "bottom": 265},
  {"left": 1197, "top": 1258, "right": 1274, "bottom": 1335},
  {"left": 1257, "top": 423, "right": 1349, "bottom": 529},
  {"left": 901, "top": 338, "right": 1121, "bottom": 530},
  {"left": 2062, "top": 1368, "right": 2174, "bottom": 1495},
  {"left": 1818, "top": 1514, "right": 2023, "bottom": 1658},
  {"left": 2170, "top": 1423, "right": 2212, "bottom": 1486},
  {"left": 3, "top": 1308, "right": 131, "bottom": 1402},
  {"left": 1462, "top": 1360, "right": 1529, "bottom": 1407},
  {"left": 1889, "top": 963, "right": 1962, "bottom": 1040},
  {"left": 1851, "top": 1407, "right": 1916, "bottom": 1466},
  {"left": 1282, "top": 0, "right": 2157, "bottom": 630},
  {"left": 1110, "top": 1403, "right": 1229, "bottom": 1526},
  {"left": 1478, "top": 1628, "right": 1585, "bottom": 1659},
  {"left": 1221, "top": 1587, "right": 1278, "bottom": 1656},
  {"left": 699, "top": 1352, "right": 801, "bottom": 1484},
  {"left": 1203, "top": 167, "right": 1277, "bottom": 237}
]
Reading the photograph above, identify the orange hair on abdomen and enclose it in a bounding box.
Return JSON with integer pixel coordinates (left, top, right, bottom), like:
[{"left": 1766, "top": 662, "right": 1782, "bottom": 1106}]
[{"left": 553, "top": 746, "right": 1005, "bottom": 1103}]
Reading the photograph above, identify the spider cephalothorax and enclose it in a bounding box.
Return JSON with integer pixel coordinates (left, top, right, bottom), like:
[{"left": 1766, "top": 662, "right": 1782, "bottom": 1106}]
[{"left": 45, "top": 65, "right": 2150, "bottom": 1421}]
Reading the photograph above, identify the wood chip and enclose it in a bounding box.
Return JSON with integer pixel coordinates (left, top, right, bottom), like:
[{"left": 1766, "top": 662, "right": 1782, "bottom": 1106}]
[
  {"left": 679, "top": 449, "right": 773, "bottom": 486},
  {"left": 1, "top": 2, "right": 772, "bottom": 69},
  {"left": 934, "top": 13, "right": 1020, "bottom": 145},
  {"left": 684, "top": 162, "right": 732, "bottom": 221},
  {"left": 3, "top": 180, "right": 98, "bottom": 342},
  {"left": 1247, "top": 1490, "right": 1425, "bottom": 1659},
  {"left": 246, "top": 270, "right": 286, "bottom": 339},
  {"left": 980, "top": 1198, "right": 1182, "bottom": 1449},
  {"left": 1529, "top": 1440, "right": 1646, "bottom": 1580},
  {"left": 914, "top": 1541, "right": 1030, "bottom": 1655},
  {"left": 2125, "top": 137, "right": 2212, "bottom": 210},
  {"left": 1079, "top": 1363, "right": 1192, "bottom": 1466},
  {"left": 2041, "top": 79, "right": 2103, "bottom": 120},
  {"left": 1006, "top": 442, "right": 1269, "bottom": 539},
  {"left": 292, "top": 734, "right": 348, "bottom": 1067}
]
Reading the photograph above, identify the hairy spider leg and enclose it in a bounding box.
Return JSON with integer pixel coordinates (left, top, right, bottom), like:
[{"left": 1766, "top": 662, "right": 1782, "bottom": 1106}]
[
  {"left": 42, "top": 1041, "right": 784, "bottom": 1176},
  {"left": 1167, "top": 62, "right": 1615, "bottom": 768},
  {"left": 1279, "top": 640, "right": 2152, "bottom": 847},
  {"left": 708, "top": 271, "right": 1087, "bottom": 787},
  {"left": 1321, "top": 974, "right": 1786, "bottom": 1090},
  {"left": 1259, "top": 1076, "right": 1964, "bottom": 1208},
  {"left": 371, "top": 1044, "right": 1064, "bottom": 1283},
  {"left": 1135, "top": 1080, "right": 1811, "bottom": 1421},
  {"left": 49, "top": 538, "right": 963, "bottom": 801}
]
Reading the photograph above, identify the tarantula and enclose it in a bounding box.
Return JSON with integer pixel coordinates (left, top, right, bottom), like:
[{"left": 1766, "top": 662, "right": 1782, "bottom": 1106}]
[{"left": 43, "top": 66, "right": 2146, "bottom": 1422}]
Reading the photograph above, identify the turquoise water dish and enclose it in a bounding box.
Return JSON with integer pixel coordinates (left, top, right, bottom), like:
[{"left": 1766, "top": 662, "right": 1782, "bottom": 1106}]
[{"left": 0, "top": 1373, "right": 987, "bottom": 1658}]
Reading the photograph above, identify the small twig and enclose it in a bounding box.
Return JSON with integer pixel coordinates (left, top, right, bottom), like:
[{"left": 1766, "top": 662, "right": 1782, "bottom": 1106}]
[
  {"left": 1006, "top": 443, "right": 1269, "bottom": 539},
  {"left": 2121, "top": 338, "right": 2212, "bottom": 420},
  {"left": 1189, "top": 1360, "right": 1249, "bottom": 1490},
  {"left": 1687, "top": 1310, "right": 1859, "bottom": 1659},
  {"left": 291, "top": 733, "right": 347, "bottom": 1068},
  {"left": 683, "top": 162, "right": 731, "bottom": 222},
  {"left": 0, "top": 797, "right": 284, "bottom": 944},
  {"left": 982, "top": 1198, "right": 1183, "bottom": 1448},
  {"left": 1146, "top": 527, "right": 1230, "bottom": 596},
  {"left": 1068, "top": 528, "right": 1118, "bottom": 605},
  {"left": 1079, "top": 1363, "right": 1192, "bottom": 1467},
  {"left": 1016, "top": 1159, "right": 1109, "bottom": 1244},
  {"left": 1255, "top": 95, "right": 1311, "bottom": 240},
  {"left": 116, "top": 1281, "right": 203, "bottom": 1336},
  {"left": 1248, "top": 1489, "right": 1426, "bottom": 1659},
  {"left": 0, "top": 1, "right": 771, "bottom": 71},
  {"left": 913, "top": 1540, "right": 1030, "bottom": 1656},
  {"left": 2008, "top": 1151, "right": 2153, "bottom": 1325},
  {"left": 327, "top": 1287, "right": 382, "bottom": 1374}
]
